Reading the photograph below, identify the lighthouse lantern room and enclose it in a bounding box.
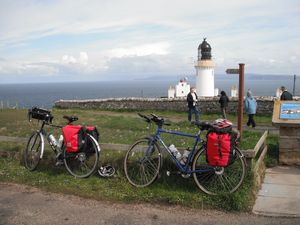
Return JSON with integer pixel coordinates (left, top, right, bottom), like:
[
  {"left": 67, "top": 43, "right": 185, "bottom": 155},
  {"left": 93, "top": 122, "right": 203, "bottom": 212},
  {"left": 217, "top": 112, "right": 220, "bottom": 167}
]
[{"left": 195, "top": 38, "right": 215, "bottom": 96}]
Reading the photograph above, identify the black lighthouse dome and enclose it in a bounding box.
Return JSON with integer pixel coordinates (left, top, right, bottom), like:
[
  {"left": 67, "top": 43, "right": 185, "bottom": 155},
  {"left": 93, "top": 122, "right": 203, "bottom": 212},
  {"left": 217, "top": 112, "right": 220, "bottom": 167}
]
[{"left": 198, "top": 38, "right": 212, "bottom": 60}]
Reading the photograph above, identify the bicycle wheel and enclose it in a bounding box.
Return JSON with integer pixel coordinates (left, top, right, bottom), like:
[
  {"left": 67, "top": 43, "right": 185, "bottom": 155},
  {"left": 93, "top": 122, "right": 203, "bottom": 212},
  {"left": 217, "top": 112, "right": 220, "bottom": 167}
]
[
  {"left": 24, "top": 131, "right": 43, "bottom": 171},
  {"left": 124, "top": 138, "right": 161, "bottom": 187},
  {"left": 63, "top": 134, "right": 99, "bottom": 178},
  {"left": 192, "top": 147, "right": 246, "bottom": 195}
]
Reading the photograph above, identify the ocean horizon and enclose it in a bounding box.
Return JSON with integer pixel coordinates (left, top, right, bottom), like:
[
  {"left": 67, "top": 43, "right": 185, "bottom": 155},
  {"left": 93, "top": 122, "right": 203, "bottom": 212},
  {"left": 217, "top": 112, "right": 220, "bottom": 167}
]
[{"left": 0, "top": 75, "right": 299, "bottom": 109}]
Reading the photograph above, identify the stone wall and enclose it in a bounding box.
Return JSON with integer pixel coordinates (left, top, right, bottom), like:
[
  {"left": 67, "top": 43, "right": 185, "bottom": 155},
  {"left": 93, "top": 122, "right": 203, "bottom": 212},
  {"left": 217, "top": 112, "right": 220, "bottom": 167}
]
[
  {"left": 279, "top": 127, "right": 300, "bottom": 166},
  {"left": 54, "top": 96, "right": 295, "bottom": 115}
]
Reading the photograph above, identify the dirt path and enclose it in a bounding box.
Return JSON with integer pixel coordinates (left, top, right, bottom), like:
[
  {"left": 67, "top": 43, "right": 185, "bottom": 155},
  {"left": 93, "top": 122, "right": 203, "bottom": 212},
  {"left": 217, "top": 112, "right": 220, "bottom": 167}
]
[{"left": 0, "top": 183, "right": 299, "bottom": 225}]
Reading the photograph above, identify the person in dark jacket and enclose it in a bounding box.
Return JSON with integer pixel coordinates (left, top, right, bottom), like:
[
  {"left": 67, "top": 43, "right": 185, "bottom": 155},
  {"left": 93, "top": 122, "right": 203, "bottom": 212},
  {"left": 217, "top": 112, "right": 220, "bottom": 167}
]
[
  {"left": 219, "top": 90, "right": 229, "bottom": 119},
  {"left": 187, "top": 87, "right": 200, "bottom": 122},
  {"left": 280, "top": 86, "right": 293, "bottom": 100},
  {"left": 245, "top": 90, "right": 257, "bottom": 128}
]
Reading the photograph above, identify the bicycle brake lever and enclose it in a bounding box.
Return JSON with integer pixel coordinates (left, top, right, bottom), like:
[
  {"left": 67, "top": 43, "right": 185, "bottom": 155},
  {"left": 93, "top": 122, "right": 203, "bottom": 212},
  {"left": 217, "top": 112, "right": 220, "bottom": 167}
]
[{"left": 27, "top": 110, "right": 32, "bottom": 122}]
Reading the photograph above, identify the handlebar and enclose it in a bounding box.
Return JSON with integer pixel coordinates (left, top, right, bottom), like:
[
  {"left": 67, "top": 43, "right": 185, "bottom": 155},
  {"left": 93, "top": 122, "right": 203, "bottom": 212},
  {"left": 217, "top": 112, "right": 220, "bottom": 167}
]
[
  {"left": 28, "top": 107, "right": 79, "bottom": 127},
  {"left": 192, "top": 121, "right": 212, "bottom": 131},
  {"left": 138, "top": 113, "right": 170, "bottom": 127}
]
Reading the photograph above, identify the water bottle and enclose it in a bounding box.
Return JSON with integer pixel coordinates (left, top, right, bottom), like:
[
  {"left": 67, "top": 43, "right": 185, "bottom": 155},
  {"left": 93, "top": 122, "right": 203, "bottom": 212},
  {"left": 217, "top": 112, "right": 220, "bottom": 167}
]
[
  {"left": 169, "top": 144, "right": 181, "bottom": 160},
  {"left": 180, "top": 148, "right": 191, "bottom": 165},
  {"left": 48, "top": 134, "right": 57, "bottom": 147},
  {"left": 57, "top": 135, "right": 64, "bottom": 149}
]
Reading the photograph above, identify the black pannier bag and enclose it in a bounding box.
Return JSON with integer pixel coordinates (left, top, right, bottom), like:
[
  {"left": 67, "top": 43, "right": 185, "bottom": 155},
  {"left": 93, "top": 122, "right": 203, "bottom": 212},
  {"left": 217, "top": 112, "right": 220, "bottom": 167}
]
[
  {"left": 28, "top": 107, "right": 53, "bottom": 123},
  {"left": 85, "top": 126, "right": 99, "bottom": 153},
  {"left": 86, "top": 126, "right": 99, "bottom": 142}
]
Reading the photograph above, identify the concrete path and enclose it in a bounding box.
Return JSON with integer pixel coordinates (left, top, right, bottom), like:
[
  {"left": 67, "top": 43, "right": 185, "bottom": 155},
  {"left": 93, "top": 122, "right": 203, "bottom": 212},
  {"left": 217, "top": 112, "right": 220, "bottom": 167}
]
[{"left": 253, "top": 166, "right": 300, "bottom": 217}]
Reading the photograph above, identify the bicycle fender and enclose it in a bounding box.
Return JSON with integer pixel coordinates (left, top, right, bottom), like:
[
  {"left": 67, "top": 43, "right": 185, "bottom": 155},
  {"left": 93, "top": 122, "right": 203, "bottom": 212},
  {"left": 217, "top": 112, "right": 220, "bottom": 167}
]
[
  {"left": 87, "top": 134, "right": 101, "bottom": 152},
  {"left": 38, "top": 132, "right": 45, "bottom": 159}
]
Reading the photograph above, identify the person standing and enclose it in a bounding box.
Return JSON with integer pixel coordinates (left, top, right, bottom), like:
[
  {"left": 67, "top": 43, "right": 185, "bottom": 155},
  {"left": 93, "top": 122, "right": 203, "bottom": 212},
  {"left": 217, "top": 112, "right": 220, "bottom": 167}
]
[
  {"left": 187, "top": 87, "right": 200, "bottom": 122},
  {"left": 219, "top": 91, "right": 229, "bottom": 119},
  {"left": 280, "top": 86, "right": 293, "bottom": 100},
  {"left": 245, "top": 90, "right": 257, "bottom": 128}
]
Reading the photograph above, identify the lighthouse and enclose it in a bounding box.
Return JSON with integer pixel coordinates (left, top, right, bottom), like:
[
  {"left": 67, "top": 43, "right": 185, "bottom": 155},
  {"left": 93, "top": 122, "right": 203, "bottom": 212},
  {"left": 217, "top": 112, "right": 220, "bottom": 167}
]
[{"left": 195, "top": 38, "right": 215, "bottom": 96}]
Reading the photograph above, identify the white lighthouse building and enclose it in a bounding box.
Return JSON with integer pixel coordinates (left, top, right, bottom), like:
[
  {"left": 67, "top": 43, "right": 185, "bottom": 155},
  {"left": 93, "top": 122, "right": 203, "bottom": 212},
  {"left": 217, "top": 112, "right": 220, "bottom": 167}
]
[
  {"left": 195, "top": 38, "right": 215, "bottom": 96},
  {"left": 168, "top": 78, "right": 190, "bottom": 98}
]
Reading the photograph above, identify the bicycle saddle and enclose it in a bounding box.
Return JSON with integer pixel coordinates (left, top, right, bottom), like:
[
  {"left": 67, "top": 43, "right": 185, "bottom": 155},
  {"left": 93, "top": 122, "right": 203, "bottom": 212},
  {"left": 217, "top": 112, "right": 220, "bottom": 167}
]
[
  {"left": 63, "top": 115, "right": 78, "bottom": 124},
  {"left": 192, "top": 121, "right": 212, "bottom": 130}
]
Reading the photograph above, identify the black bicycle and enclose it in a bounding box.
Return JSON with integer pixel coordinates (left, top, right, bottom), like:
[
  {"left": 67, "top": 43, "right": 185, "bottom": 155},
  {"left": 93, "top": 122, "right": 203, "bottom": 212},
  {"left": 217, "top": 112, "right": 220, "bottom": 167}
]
[{"left": 24, "top": 107, "right": 100, "bottom": 178}]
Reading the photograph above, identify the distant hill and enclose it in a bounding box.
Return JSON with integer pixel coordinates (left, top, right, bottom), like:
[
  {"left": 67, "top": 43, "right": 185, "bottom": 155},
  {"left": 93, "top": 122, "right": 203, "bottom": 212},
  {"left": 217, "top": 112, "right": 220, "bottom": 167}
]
[{"left": 139, "top": 74, "right": 294, "bottom": 81}]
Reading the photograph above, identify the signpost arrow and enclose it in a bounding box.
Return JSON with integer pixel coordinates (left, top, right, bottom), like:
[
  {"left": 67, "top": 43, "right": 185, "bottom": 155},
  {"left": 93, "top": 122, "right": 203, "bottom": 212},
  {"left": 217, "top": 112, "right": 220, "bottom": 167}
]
[{"left": 226, "top": 68, "right": 240, "bottom": 74}]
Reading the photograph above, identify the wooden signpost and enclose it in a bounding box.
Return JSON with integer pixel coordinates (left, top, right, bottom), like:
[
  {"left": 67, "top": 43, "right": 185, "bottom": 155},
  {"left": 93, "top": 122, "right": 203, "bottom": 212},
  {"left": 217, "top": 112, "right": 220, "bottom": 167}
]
[{"left": 226, "top": 64, "right": 245, "bottom": 137}]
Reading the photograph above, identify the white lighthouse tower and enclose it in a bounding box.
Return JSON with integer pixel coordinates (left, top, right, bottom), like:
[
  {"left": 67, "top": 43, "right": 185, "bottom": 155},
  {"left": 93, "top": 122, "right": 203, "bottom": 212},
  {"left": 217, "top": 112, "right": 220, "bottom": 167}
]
[{"left": 195, "top": 38, "right": 215, "bottom": 96}]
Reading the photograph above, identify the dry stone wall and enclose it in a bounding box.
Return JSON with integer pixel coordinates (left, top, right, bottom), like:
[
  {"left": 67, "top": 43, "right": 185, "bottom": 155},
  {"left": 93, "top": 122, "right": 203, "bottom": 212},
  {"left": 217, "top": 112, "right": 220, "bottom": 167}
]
[{"left": 54, "top": 96, "right": 292, "bottom": 115}]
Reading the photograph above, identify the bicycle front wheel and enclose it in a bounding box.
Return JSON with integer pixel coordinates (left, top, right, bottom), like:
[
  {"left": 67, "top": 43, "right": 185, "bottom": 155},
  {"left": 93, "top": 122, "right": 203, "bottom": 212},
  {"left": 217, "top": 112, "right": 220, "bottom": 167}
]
[
  {"left": 124, "top": 138, "right": 161, "bottom": 187},
  {"left": 24, "top": 131, "right": 43, "bottom": 171},
  {"left": 63, "top": 134, "right": 99, "bottom": 178},
  {"left": 192, "top": 147, "right": 246, "bottom": 195}
]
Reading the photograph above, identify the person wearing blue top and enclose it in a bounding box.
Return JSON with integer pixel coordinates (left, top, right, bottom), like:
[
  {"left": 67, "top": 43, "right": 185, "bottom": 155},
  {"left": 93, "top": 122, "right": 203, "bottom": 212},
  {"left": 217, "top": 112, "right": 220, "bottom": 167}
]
[{"left": 245, "top": 90, "right": 257, "bottom": 128}]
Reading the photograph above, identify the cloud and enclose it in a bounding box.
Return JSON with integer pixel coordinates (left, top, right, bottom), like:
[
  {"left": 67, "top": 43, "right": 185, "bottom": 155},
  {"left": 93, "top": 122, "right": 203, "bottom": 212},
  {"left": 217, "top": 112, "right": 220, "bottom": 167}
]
[
  {"left": 107, "top": 42, "right": 170, "bottom": 58},
  {"left": 62, "top": 55, "right": 77, "bottom": 64},
  {"left": 0, "top": 0, "right": 299, "bottom": 82}
]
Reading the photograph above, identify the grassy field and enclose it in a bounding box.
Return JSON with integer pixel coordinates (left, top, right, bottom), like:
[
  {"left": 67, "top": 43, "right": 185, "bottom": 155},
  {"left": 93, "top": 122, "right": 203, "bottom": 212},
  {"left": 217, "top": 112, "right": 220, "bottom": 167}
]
[
  {"left": 0, "top": 108, "right": 277, "bottom": 211},
  {"left": 0, "top": 108, "right": 271, "bottom": 147}
]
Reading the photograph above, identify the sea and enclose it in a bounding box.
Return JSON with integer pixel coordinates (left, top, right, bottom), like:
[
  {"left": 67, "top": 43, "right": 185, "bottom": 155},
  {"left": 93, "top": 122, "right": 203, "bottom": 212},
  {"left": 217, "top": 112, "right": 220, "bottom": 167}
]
[{"left": 0, "top": 75, "right": 299, "bottom": 109}]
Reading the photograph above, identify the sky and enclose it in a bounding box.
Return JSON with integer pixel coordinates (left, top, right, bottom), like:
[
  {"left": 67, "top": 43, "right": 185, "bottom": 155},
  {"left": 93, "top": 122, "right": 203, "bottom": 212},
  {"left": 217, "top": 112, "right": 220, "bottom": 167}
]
[{"left": 0, "top": 0, "right": 299, "bottom": 83}]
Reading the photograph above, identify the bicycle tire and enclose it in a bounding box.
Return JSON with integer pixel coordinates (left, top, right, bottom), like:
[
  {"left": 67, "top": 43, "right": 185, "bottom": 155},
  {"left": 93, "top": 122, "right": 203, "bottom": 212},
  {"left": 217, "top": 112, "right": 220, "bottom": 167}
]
[
  {"left": 63, "top": 134, "right": 99, "bottom": 178},
  {"left": 192, "top": 146, "right": 246, "bottom": 195},
  {"left": 124, "top": 138, "right": 161, "bottom": 187},
  {"left": 24, "top": 131, "right": 43, "bottom": 171}
]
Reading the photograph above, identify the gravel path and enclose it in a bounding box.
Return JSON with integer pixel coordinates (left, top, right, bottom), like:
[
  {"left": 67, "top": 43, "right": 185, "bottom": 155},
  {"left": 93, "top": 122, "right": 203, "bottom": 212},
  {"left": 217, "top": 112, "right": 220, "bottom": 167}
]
[{"left": 0, "top": 183, "right": 299, "bottom": 225}]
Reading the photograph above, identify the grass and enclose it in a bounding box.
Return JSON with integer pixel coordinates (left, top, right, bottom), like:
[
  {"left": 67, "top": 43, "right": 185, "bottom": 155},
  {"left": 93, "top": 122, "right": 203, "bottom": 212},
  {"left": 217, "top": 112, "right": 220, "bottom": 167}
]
[
  {"left": 0, "top": 108, "right": 269, "bottom": 148},
  {"left": 0, "top": 154, "right": 254, "bottom": 211},
  {"left": 0, "top": 108, "right": 276, "bottom": 211}
]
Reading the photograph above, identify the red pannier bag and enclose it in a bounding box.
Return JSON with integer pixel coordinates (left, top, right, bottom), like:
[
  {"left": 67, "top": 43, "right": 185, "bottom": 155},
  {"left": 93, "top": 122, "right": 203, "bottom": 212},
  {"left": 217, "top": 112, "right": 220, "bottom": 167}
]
[
  {"left": 206, "top": 132, "right": 232, "bottom": 167},
  {"left": 62, "top": 125, "right": 85, "bottom": 153}
]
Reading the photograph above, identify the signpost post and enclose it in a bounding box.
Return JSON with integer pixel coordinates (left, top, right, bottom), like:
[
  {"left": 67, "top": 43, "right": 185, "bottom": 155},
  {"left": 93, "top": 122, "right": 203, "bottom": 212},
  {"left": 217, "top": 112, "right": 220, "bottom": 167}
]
[{"left": 226, "top": 63, "right": 245, "bottom": 137}]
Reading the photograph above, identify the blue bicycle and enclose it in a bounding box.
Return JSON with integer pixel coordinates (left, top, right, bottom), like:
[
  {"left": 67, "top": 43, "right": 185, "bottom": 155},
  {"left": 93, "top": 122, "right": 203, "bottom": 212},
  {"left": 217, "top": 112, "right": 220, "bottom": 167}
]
[{"left": 124, "top": 113, "right": 246, "bottom": 195}]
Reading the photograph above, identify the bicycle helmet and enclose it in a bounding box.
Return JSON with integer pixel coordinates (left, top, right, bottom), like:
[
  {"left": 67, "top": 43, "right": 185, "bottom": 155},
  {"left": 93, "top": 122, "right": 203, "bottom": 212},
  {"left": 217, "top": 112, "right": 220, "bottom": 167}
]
[
  {"left": 212, "top": 118, "right": 233, "bottom": 128},
  {"left": 98, "top": 165, "right": 115, "bottom": 177}
]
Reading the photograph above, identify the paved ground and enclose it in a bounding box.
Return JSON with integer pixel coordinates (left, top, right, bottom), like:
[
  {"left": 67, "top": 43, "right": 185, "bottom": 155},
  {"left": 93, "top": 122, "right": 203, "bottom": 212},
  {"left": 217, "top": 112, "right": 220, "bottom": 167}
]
[
  {"left": 1, "top": 183, "right": 300, "bottom": 225},
  {"left": 253, "top": 166, "right": 300, "bottom": 217}
]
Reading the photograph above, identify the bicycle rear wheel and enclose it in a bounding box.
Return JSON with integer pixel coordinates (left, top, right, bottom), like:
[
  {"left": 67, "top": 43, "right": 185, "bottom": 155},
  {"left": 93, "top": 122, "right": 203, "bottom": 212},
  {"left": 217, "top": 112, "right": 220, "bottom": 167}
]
[
  {"left": 24, "top": 131, "right": 43, "bottom": 171},
  {"left": 63, "top": 134, "right": 99, "bottom": 178},
  {"left": 192, "top": 147, "right": 246, "bottom": 195},
  {"left": 124, "top": 138, "right": 161, "bottom": 187}
]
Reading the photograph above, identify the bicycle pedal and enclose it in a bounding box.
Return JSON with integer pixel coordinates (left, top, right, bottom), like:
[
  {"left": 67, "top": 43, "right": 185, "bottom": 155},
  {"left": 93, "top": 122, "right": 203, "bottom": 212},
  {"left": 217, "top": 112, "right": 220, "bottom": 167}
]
[
  {"left": 181, "top": 174, "right": 191, "bottom": 178},
  {"left": 55, "top": 160, "right": 64, "bottom": 166},
  {"left": 166, "top": 171, "right": 181, "bottom": 176}
]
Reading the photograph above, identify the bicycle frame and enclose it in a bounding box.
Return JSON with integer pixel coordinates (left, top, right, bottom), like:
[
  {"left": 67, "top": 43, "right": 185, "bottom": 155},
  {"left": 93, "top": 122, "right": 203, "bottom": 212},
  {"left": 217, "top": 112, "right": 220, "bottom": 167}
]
[
  {"left": 148, "top": 127, "right": 209, "bottom": 174},
  {"left": 34, "top": 121, "right": 63, "bottom": 159}
]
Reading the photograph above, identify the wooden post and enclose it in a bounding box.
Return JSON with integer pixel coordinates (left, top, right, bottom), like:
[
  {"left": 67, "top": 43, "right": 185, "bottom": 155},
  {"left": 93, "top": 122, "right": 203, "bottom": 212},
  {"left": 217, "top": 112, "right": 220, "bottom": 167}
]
[
  {"left": 238, "top": 64, "right": 245, "bottom": 137},
  {"left": 293, "top": 74, "right": 296, "bottom": 96}
]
